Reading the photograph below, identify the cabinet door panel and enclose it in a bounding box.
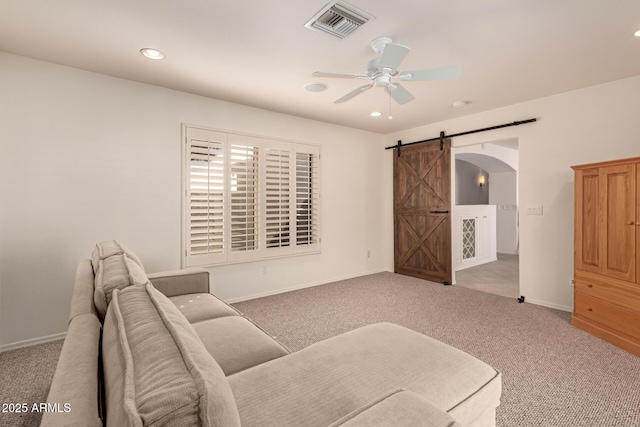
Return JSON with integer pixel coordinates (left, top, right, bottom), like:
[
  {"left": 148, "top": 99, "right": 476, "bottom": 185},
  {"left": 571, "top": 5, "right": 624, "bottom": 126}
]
[
  {"left": 575, "top": 169, "right": 601, "bottom": 273},
  {"left": 637, "top": 162, "right": 640, "bottom": 285},
  {"left": 601, "top": 164, "right": 636, "bottom": 282}
]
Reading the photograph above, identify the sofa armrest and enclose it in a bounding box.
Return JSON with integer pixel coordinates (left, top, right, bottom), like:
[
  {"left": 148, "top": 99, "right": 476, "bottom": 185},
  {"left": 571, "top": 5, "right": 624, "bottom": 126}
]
[
  {"left": 68, "top": 259, "right": 99, "bottom": 322},
  {"left": 41, "top": 314, "right": 103, "bottom": 427},
  {"left": 147, "top": 268, "right": 210, "bottom": 297},
  {"left": 328, "top": 389, "right": 461, "bottom": 427}
]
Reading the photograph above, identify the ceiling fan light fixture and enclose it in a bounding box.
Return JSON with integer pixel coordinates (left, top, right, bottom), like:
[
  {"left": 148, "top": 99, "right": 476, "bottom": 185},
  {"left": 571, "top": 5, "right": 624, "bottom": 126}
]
[
  {"left": 140, "top": 48, "right": 165, "bottom": 60},
  {"left": 370, "top": 111, "right": 382, "bottom": 117},
  {"left": 374, "top": 75, "right": 391, "bottom": 87}
]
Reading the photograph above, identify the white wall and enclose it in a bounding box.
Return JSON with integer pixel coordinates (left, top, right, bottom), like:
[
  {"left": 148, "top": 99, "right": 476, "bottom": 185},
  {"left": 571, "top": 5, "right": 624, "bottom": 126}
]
[
  {"left": 455, "top": 159, "right": 489, "bottom": 205},
  {"left": 0, "top": 52, "right": 393, "bottom": 349},
  {"left": 489, "top": 171, "right": 518, "bottom": 254},
  {"left": 387, "top": 75, "right": 640, "bottom": 312}
]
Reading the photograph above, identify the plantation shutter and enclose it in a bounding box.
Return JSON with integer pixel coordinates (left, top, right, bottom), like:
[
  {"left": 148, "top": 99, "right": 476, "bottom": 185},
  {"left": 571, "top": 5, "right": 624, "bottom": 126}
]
[
  {"left": 185, "top": 127, "right": 227, "bottom": 266},
  {"left": 263, "top": 141, "right": 293, "bottom": 257},
  {"left": 295, "top": 144, "right": 321, "bottom": 253},
  {"left": 228, "top": 134, "right": 260, "bottom": 262},
  {"left": 183, "top": 125, "right": 320, "bottom": 267}
]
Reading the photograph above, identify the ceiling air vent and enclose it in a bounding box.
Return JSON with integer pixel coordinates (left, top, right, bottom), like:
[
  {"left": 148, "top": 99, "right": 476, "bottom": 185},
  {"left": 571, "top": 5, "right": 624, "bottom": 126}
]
[{"left": 305, "top": 1, "right": 374, "bottom": 39}]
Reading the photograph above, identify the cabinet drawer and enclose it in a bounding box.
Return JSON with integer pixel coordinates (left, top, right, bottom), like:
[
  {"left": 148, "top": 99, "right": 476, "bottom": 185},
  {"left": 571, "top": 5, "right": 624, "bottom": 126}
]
[
  {"left": 574, "top": 270, "right": 640, "bottom": 311},
  {"left": 575, "top": 292, "right": 640, "bottom": 341}
]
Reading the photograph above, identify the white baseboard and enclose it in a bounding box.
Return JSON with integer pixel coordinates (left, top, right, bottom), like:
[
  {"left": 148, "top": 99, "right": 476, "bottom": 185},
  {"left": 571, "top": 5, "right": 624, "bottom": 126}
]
[
  {"left": 226, "top": 269, "right": 390, "bottom": 304},
  {"left": 524, "top": 297, "right": 572, "bottom": 313},
  {"left": 0, "top": 332, "right": 67, "bottom": 353}
]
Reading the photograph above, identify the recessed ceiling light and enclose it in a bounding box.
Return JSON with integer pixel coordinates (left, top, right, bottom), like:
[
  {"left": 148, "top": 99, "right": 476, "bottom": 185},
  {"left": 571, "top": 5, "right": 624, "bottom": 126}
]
[
  {"left": 451, "top": 100, "right": 469, "bottom": 109},
  {"left": 370, "top": 111, "right": 382, "bottom": 117},
  {"left": 635, "top": 29, "right": 640, "bottom": 37},
  {"left": 140, "top": 48, "right": 165, "bottom": 60},
  {"left": 304, "top": 83, "right": 328, "bottom": 92}
]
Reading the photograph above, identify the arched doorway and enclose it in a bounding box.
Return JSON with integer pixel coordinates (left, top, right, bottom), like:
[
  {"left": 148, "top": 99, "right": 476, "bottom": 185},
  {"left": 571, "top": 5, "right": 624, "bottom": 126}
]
[{"left": 451, "top": 139, "right": 519, "bottom": 299}]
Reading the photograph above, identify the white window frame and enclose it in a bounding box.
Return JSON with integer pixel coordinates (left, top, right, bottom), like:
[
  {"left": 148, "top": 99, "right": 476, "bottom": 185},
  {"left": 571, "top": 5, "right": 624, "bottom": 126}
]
[{"left": 182, "top": 124, "right": 321, "bottom": 267}]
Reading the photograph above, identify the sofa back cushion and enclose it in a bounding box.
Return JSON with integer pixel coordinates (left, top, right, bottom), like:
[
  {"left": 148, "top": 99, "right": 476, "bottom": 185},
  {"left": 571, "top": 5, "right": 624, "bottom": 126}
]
[
  {"left": 102, "top": 283, "right": 240, "bottom": 427},
  {"left": 92, "top": 240, "right": 147, "bottom": 320},
  {"left": 91, "top": 240, "right": 145, "bottom": 273},
  {"left": 93, "top": 253, "right": 148, "bottom": 320}
]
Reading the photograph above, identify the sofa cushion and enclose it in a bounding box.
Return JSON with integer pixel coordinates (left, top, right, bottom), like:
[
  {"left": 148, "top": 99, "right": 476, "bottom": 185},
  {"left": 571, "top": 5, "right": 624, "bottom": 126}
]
[
  {"left": 93, "top": 254, "right": 149, "bottom": 320},
  {"left": 169, "top": 293, "right": 240, "bottom": 323},
  {"left": 147, "top": 268, "right": 210, "bottom": 297},
  {"left": 91, "top": 240, "right": 144, "bottom": 273},
  {"left": 102, "top": 283, "right": 240, "bottom": 427},
  {"left": 328, "top": 389, "right": 461, "bottom": 427},
  {"left": 192, "top": 316, "right": 290, "bottom": 375},
  {"left": 228, "top": 322, "right": 501, "bottom": 427}
]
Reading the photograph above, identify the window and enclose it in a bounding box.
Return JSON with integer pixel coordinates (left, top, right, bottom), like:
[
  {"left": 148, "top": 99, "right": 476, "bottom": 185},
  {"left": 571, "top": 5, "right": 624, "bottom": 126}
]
[
  {"left": 229, "top": 134, "right": 260, "bottom": 258},
  {"left": 295, "top": 152, "right": 320, "bottom": 249},
  {"left": 183, "top": 125, "right": 320, "bottom": 267},
  {"left": 264, "top": 144, "right": 291, "bottom": 251}
]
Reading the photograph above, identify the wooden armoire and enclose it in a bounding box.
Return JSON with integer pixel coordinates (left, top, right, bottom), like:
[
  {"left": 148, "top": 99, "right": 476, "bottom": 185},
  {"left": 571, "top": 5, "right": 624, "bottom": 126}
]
[{"left": 572, "top": 156, "right": 640, "bottom": 357}]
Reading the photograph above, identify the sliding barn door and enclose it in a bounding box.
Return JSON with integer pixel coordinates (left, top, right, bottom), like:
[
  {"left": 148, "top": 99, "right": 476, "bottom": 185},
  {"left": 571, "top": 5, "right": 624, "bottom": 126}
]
[{"left": 394, "top": 139, "right": 452, "bottom": 284}]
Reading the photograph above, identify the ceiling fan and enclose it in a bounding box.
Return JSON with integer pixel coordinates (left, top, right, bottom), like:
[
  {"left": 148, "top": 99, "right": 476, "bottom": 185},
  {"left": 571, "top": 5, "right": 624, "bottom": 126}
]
[{"left": 312, "top": 36, "right": 461, "bottom": 105}]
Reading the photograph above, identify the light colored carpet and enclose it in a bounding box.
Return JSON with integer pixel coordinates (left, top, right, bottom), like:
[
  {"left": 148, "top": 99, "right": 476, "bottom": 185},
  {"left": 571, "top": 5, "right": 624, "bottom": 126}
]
[
  {"left": 234, "top": 272, "right": 640, "bottom": 427},
  {"left": 2, "top": 272, "right": 639, "bottom": 427},
  {"left": 0, "top": 339, "right": 63, "bottom": 427}
]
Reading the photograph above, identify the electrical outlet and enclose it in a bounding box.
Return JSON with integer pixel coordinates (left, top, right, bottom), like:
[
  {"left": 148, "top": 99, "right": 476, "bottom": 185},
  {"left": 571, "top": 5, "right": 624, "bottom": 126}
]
[
  {"left": 367, "top": 250, "right": 371, "bottom": 259},
  {"left": 261, "top": 265, "right": 267, "bottom": 275}
]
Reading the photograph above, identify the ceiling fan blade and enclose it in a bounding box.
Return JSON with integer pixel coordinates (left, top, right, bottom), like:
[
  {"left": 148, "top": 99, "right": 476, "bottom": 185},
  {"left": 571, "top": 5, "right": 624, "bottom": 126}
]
[
  {"left": 334, "top": 84, "right": 373, "bottom": 104},
  {"left": 379, "top": 43, "right": 410, "bottom": 72},
  {"left": 384, "top": 83, "right": 415, "bottom": 105},
  {"left": 312, "top": 71, "right": 366, "bottom": 79},
  {"left": 398, "top": 65, "right": 461, "bottom": 82}
]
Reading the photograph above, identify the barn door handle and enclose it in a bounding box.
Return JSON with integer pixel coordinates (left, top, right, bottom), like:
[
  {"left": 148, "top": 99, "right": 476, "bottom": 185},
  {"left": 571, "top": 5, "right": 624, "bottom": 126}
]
[{"left": 430, "top": 210, "right": 450, "bottom": 214}]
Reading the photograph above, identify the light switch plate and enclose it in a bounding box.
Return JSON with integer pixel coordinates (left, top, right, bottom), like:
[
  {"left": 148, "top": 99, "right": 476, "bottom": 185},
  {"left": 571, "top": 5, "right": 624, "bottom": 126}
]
[{"left": 526, "top": 205, "right": 543, "bottom": 215}]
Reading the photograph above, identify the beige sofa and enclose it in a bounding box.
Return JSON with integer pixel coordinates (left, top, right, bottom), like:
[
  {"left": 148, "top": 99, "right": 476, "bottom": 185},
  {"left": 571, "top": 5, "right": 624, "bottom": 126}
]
[{"left": 42, "top": 241, "right": 501, "bottom": 426}]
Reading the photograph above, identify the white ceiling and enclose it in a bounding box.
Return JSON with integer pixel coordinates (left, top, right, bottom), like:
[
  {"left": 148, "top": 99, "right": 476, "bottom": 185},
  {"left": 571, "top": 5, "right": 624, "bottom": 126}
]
[{"left": 2, "top": 1, "right": 639, "bottom": 134}]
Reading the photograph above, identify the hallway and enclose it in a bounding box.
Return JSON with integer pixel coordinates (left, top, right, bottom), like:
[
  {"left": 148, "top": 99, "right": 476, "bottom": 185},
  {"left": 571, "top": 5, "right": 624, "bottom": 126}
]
[{"left": 454, "top": 253, "right": 519, "bottom": 299}]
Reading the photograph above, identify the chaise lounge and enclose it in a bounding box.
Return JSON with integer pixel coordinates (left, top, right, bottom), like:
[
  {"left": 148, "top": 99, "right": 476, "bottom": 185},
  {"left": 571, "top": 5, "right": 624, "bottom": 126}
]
[{"left": 42, "top": 241, "right": 501, "bottom": 426}]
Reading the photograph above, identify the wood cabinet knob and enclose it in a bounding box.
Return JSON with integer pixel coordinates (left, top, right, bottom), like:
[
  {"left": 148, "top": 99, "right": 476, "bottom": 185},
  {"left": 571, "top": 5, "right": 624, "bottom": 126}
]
[
  {"left": 628, "top": 221, "right": 635, "bottom": 225},
  {"left": 586, "top": 307, "right": 593, "bottom": 312},
  {"left": 587, "top": 284, "right": 593, "bottom": 288}
]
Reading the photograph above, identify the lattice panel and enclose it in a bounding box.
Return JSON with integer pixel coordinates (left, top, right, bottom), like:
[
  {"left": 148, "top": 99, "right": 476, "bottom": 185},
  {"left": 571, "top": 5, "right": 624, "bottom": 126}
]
[{"left": 462, "top": 218, "right": 476, "bottom": 260}]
